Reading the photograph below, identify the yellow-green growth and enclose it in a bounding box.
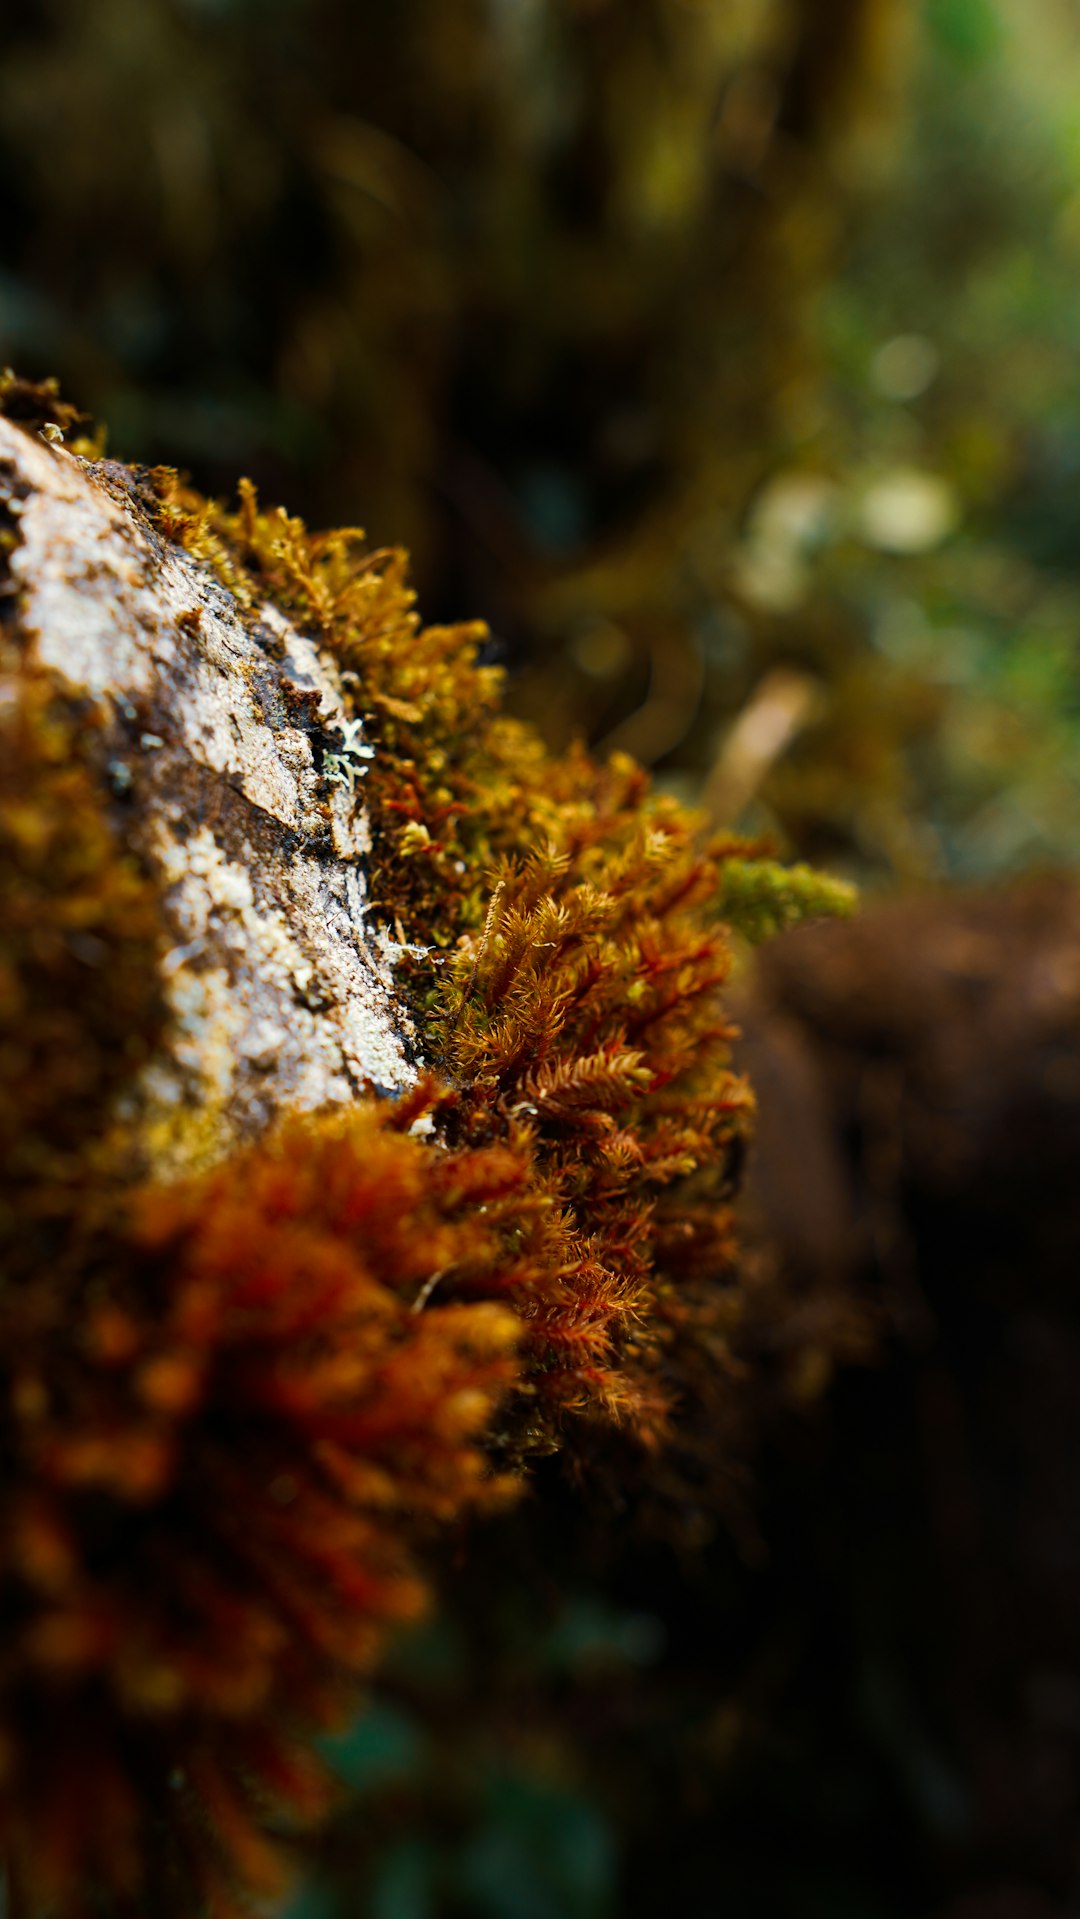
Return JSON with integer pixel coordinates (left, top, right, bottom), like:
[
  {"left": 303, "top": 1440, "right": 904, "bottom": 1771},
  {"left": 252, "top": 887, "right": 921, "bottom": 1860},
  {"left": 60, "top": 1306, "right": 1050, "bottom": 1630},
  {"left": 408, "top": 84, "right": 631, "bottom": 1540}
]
[{"left": 713, "top": 856, "right": 857, "bottom": 945}]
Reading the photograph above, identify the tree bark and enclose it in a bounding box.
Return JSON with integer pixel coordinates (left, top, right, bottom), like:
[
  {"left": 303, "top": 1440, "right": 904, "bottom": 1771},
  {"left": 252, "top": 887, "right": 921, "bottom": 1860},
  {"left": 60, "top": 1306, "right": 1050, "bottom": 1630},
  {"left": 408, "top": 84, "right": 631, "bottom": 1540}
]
[{"left": 0, "top": 416, "right": 416, "bottom": 1174}]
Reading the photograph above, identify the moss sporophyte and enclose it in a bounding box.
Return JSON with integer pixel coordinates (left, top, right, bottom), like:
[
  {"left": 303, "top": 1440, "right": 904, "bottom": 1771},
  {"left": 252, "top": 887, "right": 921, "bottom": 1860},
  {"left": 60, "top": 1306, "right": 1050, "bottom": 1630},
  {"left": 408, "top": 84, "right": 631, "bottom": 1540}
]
[{"left": 0, "top": 378, "right": 854, "bottom": 1918}]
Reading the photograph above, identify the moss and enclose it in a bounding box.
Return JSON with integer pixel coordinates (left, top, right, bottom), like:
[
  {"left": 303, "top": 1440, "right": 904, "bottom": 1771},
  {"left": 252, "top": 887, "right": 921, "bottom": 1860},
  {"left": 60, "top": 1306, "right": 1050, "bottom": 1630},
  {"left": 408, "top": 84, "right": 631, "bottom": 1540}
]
[
  {"left": 711, "top": 854, "right": 858, "bottom": 945},
  {"left": 145, "top": 470, "right": 852, "bottom": 1454},
  {"left": 0, "top": 370, "right": 86, "bottom": 438},
  {"left": 429, "top": 828, "right": 748, "bottom": 1441},
  {"left": 0, "top": 668, "right": 169, "bottom": 1270},
  {"left": 0, "top": 1098, "right": 522, "bottom": 1918},
  {"left": 0, "top": 397, "right": 857, "bottom": 1915}
]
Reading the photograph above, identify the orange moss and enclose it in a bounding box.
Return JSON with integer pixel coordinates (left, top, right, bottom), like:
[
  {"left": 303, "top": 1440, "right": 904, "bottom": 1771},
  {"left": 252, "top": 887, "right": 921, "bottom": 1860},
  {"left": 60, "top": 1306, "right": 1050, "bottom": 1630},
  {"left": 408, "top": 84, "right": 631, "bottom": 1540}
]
[
  {"left": 0, "top": 1100, "right": 521, "bottom": 1917},
  {"left": 430, "top": 827, "right": 750, "bottom": 1440},
  {"left": 146, "top": 469, "right": 519, "bottom": 941},
  {"left": 0, "top": 406, "right": 857, "bottom": 1913},
  {"left": 143, "top": 473, "right": 760, "bottom": 1446},
  {"left": 141, "top": 469, "right": 857, "bottom": 1458},
  {"left": 0, "top": 370, "right": 87, "bottom": 440}
]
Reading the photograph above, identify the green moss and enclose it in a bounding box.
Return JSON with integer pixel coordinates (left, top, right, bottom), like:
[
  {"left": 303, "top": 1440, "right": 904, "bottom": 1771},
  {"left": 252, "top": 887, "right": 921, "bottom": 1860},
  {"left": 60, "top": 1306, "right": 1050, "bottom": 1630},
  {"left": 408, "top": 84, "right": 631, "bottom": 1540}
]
[{"left": 712, "top": 856, "right": 857, "bottom": 945}]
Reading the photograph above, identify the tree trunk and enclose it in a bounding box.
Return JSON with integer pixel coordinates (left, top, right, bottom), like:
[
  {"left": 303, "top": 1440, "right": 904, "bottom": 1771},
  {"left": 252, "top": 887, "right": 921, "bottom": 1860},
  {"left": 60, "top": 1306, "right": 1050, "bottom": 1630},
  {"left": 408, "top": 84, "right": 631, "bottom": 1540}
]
[{"left": 0, "top": 416, "right": 416, "bottom": 1174}]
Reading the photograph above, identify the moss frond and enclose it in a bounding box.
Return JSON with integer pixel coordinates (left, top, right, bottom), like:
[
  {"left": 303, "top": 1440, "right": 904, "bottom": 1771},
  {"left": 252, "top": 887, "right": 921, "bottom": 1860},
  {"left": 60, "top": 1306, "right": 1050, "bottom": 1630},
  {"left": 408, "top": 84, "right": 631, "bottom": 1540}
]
[{"left": 712, "top": 855, "right": 858, "bottom": 944}]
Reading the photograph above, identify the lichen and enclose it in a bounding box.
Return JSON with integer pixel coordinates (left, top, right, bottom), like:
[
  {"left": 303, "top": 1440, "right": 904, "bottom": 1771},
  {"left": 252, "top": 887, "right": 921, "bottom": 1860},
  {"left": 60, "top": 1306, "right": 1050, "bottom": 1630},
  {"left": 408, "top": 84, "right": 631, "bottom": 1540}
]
[{"left": 0, "top": 410, "right": 420, "bottom": 1171}]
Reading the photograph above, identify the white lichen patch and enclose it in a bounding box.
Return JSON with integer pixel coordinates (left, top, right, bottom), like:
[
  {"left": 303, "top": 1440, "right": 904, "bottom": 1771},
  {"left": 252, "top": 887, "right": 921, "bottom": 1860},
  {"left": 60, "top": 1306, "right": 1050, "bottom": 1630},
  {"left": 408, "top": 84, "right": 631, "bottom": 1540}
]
[
  {"left": 148, "top": 819, "right": 411, "bottom": 1164},
  {"left": 0, "top": 416, "right": 419, "bottom": 1172},
  {"left": 3, "top": 423, "right": 170, "bottom": 698},
  {"left": 325, "top": 763, "right": 371, "bottom": 860}
]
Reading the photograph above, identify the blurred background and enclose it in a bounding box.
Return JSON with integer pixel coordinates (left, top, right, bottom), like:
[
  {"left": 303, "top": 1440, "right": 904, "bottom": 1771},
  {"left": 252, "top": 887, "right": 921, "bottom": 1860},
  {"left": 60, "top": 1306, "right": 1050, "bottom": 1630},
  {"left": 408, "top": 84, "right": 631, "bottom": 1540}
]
[
  {"left": 4, "top": 3, "right": 1080, "bottom": 1916},
  {"left": 5, "top": 0, "right": 1080, "bottom": 888}
]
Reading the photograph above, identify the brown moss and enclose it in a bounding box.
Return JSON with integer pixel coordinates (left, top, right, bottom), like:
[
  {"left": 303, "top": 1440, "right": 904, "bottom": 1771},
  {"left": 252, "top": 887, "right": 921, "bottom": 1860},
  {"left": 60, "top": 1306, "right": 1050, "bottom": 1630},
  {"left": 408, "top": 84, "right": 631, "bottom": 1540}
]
[
  {"left": 0, "top": 401, "right": 859, "bottom": 1912},
  {"left": 429, "top": 826, "right": 749, "bottom": 1442},
  {"left": 0, "top": 668, "right": 169, "bottom": 1267},
  {"left": 0, "top": 370, "right": 86, "bottom": 439},
  {"left": 0, "top": 1099, "right": 521, "bottom": 1918},
  {"left": 137, "top": 473, "right": 861, "bottom": 1461},
  {"left": 143, "top": 475, "right": 855, "bottom": 1457}
]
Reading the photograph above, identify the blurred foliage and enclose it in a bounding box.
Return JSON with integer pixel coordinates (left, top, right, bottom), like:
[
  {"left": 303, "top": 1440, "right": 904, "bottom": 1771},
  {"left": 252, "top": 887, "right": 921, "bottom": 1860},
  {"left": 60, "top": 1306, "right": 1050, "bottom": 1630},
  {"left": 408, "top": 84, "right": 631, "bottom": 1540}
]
[
  {"left": 710, "top": 854, "right": 856, "bottom": 942},
  {"left": 774, "top": 0, "right": 1080, "bottom": 880},
  {"left": 5, "top": 0, "right": 1080, "bottom": 885},
  {"left": 0, "top": 0, "right": 905, "bottom": 863}
]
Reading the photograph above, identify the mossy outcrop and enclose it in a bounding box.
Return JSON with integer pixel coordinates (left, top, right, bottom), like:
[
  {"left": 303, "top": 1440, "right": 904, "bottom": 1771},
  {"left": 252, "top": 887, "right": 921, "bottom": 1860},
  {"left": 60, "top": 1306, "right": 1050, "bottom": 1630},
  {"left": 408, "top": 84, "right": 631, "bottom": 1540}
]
[{"left": 0, "top": 383, "right": 854, "bottom": 1916}]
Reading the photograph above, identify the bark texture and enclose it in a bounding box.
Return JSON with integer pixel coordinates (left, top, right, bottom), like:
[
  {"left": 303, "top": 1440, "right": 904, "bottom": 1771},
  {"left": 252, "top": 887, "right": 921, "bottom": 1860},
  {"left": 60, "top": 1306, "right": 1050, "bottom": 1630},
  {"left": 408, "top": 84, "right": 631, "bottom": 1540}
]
[{"left": 0, "top": 416, "right": 416, "bottom": 1174}]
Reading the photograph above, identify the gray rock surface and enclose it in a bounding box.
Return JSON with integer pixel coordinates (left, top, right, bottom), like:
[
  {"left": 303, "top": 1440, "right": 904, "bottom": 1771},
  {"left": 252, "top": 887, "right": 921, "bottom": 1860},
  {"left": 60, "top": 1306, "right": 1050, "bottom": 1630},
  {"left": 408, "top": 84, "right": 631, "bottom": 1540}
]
[{"left": 0, "top": 415, "right": 417, "bottom": 1172}]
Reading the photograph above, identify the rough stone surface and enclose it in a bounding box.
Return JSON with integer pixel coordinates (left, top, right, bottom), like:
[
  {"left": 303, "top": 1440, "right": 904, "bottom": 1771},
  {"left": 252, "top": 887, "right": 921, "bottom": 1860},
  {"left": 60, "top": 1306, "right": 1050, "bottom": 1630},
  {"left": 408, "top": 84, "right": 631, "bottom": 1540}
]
[{"left": 0, "top": 414, "right": 417, "bottom": 1171}]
